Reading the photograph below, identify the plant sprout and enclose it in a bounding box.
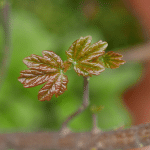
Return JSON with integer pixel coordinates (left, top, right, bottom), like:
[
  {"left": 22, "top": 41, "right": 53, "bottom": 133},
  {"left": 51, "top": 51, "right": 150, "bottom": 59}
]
[{"left": 18, "top": 36, "right": 125, "bottom": 101}]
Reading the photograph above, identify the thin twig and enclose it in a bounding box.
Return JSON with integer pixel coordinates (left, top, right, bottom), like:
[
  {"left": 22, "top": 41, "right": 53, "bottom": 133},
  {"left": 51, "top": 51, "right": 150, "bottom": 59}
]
[
  {"left": 61, "top": 76, "right": 89, "bottom": 133},
  {"left": 93, "top": 113, "right": 97, "bottom": 129},
  {"left": 0, "top": 0, "right": 11, "bottom": 90},
  {"left": 92, "top": 113, "right": 101, "bottom": 135}
]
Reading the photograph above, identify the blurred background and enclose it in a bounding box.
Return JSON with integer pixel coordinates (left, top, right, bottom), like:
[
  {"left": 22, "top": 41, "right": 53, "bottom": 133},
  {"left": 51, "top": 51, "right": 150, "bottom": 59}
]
[{"left": 0, "top": 0, "right": 146, "bottom": 133}]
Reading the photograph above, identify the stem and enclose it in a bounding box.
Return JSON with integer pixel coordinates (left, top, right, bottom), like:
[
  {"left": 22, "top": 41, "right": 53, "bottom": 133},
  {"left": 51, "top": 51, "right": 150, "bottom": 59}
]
[
  {"left": 0, "top": 0, "right": 11, "bottom": 90},
  {"left": 61, "top": 76, "right": 89, "bottom": 131},
  {"left": 93, "top": 113, "right": 97, "bottom": 129},
  {"left": 83, "top": 76, "right": 89, "bottom": 107},
  {"left": 92, "top": 113, "right": 102, "bottom": 134}
]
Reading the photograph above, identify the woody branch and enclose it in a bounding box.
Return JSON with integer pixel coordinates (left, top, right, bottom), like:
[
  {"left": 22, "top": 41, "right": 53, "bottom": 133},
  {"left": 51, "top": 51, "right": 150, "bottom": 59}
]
[{"left": 0, "top": 122, "right": 150, "bottom": 150}]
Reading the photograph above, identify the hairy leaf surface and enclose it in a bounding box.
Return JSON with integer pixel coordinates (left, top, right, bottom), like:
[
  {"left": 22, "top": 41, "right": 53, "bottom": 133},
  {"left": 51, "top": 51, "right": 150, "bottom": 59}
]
[
  {"left": 102, "top": 51, "right": 125, "bottom": 69},
  {"left": 66, "top": 36, "right": 107, "bottom": 76},
  {"left": 18, "top": 51, "right": 68, "bottom": 101}
]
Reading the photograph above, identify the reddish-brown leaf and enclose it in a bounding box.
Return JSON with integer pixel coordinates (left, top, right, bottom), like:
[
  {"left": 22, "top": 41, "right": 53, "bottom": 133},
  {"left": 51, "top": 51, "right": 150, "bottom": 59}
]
[
  {"left": 42, "top": 50, "right": 63, "bottom": 69},
  {"left": 18, "top": 51, "right": 68, "bottom": 101},
  {"left": 23, "top": 51, "right": 63, "bottom": 73},
  {"left": 102, "top": 51, "right": 126, "bottom": 69},
  {"left": 18, "top": 70, "right": 52, "bottom": 88},
  {"left": 66, "top": 36, "right": 107, "bottom": 76},
  {"left": 38, "top": 73, "right": 68, "bottom": 101}
]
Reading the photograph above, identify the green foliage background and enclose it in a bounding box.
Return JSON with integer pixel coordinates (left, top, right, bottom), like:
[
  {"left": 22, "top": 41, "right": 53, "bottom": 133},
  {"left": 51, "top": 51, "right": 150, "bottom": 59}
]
[{"left": 0, "top": 0, "right": 144, "bottom": 132}]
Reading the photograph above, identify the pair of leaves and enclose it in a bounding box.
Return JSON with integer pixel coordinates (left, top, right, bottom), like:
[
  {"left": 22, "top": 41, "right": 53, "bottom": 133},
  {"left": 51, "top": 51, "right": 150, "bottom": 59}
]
[{"left": 18, "top": 36, "right": 125, "bottom": 101}]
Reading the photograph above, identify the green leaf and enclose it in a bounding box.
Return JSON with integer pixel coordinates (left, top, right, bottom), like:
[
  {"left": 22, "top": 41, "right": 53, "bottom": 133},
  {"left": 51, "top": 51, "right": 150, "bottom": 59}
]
[
  {"left": 66, "top": 36, "right": 107, "bottom": 76},
  {"left": 101, "top": 51, "right": 125, "bottom": 69},
  {"left": 79, "top": 40, "right": 108, "bottom": 62},
  {"left": 66, "top": 36, "right": 92, "bottom": 62},
  {"left": 18, "top": 51, "right": 68, "bottom": 101},
  {"left": 74, "top": 61, "right": 105, "bottom": 76}
]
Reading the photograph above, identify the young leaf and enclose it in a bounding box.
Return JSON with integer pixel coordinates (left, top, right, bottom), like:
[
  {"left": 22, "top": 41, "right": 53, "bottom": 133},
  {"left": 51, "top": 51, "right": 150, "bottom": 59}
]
[
  {"left": 101, "top": 51, "right": 126, "bottom": 69},
  {"left": 18, "top": 51, "right": 68, "bottom": 101},
  {"left": 23, "top": 51, "right": 64, "bottom": 72},
  {"left": 18, "top": 70, "right": 53, "bottom": 88},
  {"left": 90, "top": 105, "right": 104, "bottom": 114},
  {"left": 74, "top": 61, "right": 104, "bottom": 76},
  {"left": 79, "top": 40, "right": 108, "bottom": 62},
  {"left": 38, "top": 72, "right": 68, "bottom": 101},
  {"left": 66, "top": 36, "right": 107, "bottom": 76}
]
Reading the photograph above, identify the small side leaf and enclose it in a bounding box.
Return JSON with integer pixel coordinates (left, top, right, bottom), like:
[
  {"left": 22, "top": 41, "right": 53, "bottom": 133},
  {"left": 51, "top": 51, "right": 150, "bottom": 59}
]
[
  {"left": 101, "top": 51, "right": 126, "bottom": 69},
  {"left": 63, "top": 61, "right": 72, "bottom": 73},
  {"left": 90, "top": 105, "right": 104, "bottom": 114}
]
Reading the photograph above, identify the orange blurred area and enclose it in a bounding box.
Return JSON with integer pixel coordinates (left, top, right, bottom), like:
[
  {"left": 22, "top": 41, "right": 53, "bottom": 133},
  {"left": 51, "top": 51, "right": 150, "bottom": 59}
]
[{"left": 123, "top": 0, "right": 150, "bottom": 149}]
